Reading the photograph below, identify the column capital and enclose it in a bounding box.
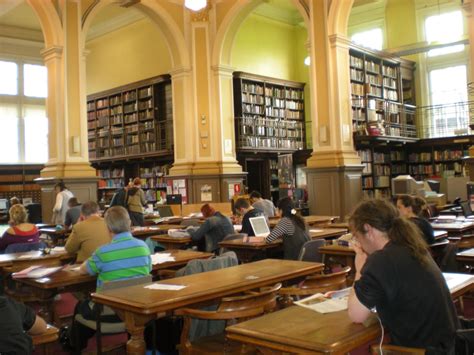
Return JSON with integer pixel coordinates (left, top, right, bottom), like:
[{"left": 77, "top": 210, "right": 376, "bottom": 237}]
[
  {"left": 169, "top": 65, "right": 192, "bottom": 79},
  {"left": 211, "top": 64, "right": 235, "bottom": 77},
  {"left": 189, "top": 3, "right": 212, "bottom": 22},
  {"left": 41, "top": 45, "right": 63, "bottom": 62},
  {"left": 328, "top": 34, "right": 351, "bottom": 49}
]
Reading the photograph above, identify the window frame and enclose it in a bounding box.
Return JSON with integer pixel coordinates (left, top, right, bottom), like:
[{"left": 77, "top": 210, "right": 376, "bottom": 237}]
[
  {"left": 0, "top": 55, "right": 47, "bottom": 164},
  {"left": 348, "top": 18, "right": 386, "bottom": 51}
]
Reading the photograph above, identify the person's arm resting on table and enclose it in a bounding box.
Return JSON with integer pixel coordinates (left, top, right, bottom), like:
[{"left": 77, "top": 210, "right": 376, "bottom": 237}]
[
  {"left": 79, "top": 251, "right": 101, "bottom": 275},
  {"left": 187, "top": 220, "right": 210, "bottom": 242}
]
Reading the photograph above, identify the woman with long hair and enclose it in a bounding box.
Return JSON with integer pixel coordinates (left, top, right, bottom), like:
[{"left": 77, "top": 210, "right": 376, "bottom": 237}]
[
  {"left": 0, "top": 204, "right": 40, "bottom": 251},
  {"left": 265, "top": 197, "right": 310, "bottom": 260},
  {"left": 347, "top": 199, "right": 457, "bottom": 354},
  {"left": 396, "top": 194, "right": 435, "bottom": 244}
]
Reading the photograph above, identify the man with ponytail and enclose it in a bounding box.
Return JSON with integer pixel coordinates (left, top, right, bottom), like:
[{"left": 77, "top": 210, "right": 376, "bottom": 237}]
[{"left": 347, "top": 199, "right": 457, "bottom": 354}]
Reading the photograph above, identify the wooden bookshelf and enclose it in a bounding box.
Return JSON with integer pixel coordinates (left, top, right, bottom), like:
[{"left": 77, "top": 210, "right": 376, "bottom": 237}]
[
  {"left": 233, "top": 72, "right": 305, "bottom": 152},
  {"left": 87, "top": 75, "right": 173, "bottom": 162},
  {"left": 0, "top": 165, "right": 42, "bottom": 203},
  {"left": 350, "top": 45, "right": 416, "bottom": 141}
]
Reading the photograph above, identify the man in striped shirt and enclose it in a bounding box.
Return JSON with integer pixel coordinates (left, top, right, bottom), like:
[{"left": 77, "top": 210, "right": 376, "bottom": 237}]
[{"left": 67, "top": 206, "right": 151, "bottom": 351}]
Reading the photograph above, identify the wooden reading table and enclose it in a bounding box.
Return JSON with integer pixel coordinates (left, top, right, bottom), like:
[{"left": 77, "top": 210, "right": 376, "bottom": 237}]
[
  {"left": 91, "top": 259, "right": 324, "bottom": 354},
  {"left": 14, "top": 250, "right": 213, "bottom": 324},
  {"left": 150, "top": 234, "right": 192, "bottom": 250},
  {"left": 431, "top": 221, "right": 474, "bottom": 237},
  {"left": 268, "top": 215, "right": 338, "bottom": 228},
  {"left": 0, "top": 248, "right": 74, "bottom": 273}
]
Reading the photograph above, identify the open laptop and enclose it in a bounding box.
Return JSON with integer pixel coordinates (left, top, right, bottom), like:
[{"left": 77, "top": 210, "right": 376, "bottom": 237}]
[
  {"left": 156, "top": 205, "right": 174, "bottom": 218},
  {"left": 460, "top": 201, "right": 474, "bottom": 219},
  {"left": 249, "top": 216, "right": 271, "bottom": 238}
]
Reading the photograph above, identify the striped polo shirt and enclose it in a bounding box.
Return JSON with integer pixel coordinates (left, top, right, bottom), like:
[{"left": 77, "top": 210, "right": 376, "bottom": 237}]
[{"left": 86, "top": 231, "right": 151, "bottom": 290}]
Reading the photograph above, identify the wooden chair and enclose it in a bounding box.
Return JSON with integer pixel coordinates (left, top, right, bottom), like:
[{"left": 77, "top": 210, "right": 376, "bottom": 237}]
[
  {"left": 279, "top": 266, "right": 351, "bottom": 307},
  {"left": 457, "top": 234, "right": 474, "bottom": 250},
  {"left": 31, "top": 324, "right": 59, "bottom": 355},
  {"left": 175, "top": 282, "right": 282, "bottom": 355},
  {"left": 219, "top": 233, "right": 247, "bottom": 255},
  {"left": 371, "top": 344, "right": 425, "bottom": 354}
]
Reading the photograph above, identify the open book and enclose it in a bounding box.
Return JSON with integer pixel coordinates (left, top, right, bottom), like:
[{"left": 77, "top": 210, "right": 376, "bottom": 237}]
[
  {"left": 294, "top": 287, "right": 350, "bottom": 313},
  {"left": 12, "top": 265, "right": 63, "bottom": 279}
]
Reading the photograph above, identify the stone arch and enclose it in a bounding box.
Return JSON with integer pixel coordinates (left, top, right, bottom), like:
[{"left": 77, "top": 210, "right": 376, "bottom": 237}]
[
  {"left": 212, "top": 0, "right": 310, "bottom": 68},
  {"left": 26, "top": 0, "right": 63, "bottom": 48},
  {"left": 82, "top": 0, "right": 189, "bottom": 69},
  {"left": 327, "top": 0, "right": 354, "bottom": 37}
]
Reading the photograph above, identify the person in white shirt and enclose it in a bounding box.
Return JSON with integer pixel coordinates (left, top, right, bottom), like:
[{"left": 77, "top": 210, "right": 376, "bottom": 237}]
[{"left": 52, "top": 181, "right": 74, "bottom": 225}]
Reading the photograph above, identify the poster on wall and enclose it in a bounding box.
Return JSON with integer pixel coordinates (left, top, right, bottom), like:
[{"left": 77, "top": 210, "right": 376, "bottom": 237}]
[
  {"left": 167, "top": 179, "right": 188, "bottom": 204},
  {"left": 228, "top": 183, "right": 241, "bottom": 200},
  {"left": 201, "top": 185, "right": 212, "bottom": 202}
]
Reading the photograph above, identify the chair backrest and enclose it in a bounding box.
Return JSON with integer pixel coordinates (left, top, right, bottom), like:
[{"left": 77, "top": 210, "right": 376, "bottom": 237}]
[
  {"left": 5, "top": 241, "right": 46, "bottom": 254},
  {"left": 458, "top": 235, "right": 474, "bottom": 249},
  {"left": 99, "top": 274, "right": 152, "bottom": 292},
  {"left": 298, "top": 239, "right": 325, "bottom": 262},
  {"left": 26, "top": 203, "right": 42, "bottom": 224},
  {"left": 301, "top": 266, "right": 351, "bottom": 294}
]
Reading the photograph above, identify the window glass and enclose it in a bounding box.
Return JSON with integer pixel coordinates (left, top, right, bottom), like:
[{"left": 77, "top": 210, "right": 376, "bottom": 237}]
[
  {"left": 24, "top": 64, "right": 47, "bottom": 98},
  {"left": 351, "top": 28, "right": 383, "bottom": 51},
  {"left": 24, "top": 105, "right": 48, "bottom": 163},
  {"left": 0, "top": 61, "right": 18, "bottom": 95},
  {"left": 0, "top": 105, "right": 19, "bottom": 162},
  {"left": 425, "top": 11, "right": 464, "bottom": 57}
]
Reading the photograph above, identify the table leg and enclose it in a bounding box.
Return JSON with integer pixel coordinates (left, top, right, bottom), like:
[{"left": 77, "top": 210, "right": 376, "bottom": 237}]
[{"left": 122, "top": 311, "right": 155, "bottom": 354}]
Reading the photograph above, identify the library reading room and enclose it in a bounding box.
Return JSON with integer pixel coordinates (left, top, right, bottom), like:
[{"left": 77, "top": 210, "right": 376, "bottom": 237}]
[{"left": 1, "top": 0, "right": 474, "bottom": 354}]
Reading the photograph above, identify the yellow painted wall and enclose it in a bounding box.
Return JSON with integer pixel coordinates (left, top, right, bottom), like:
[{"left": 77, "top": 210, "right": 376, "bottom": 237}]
[
  {"left": 231, "top": 14, "right": 312, "bottom": 146},
  {"left": 85, "top": 19, "right": 172, "bottom": 94},
  {"left": 385, "top": 0, "right": 418, "bottom": 50}
]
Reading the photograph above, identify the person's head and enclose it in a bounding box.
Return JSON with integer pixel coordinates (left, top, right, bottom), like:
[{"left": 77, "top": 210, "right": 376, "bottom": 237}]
[
  {"left": 54, "top": 181, "right": 66, "bottom": 193},
  {"left": 396, "top": 194, "right": 416, "bottom": 217},
  {"left": 9, "top": 197, "right": 20, "bottom": 206},
  {"left": 277, "top": 197, "right": 306, "bottom": 230},
  {"left": 9, "top": 204, "right": 28, "bottom": 226},
  {"left": 104, "top": 206, "right": 131, "bottom": 235},
  {"left": 249, "top": 191, "right": 262, "bottom": 204},
  {"left": 133, "top": 177, "right": 141, "bottom": 187},
  {"left": 201, "top": 204, "right": 216, "bottom": 218},
  {"left": 234, "top": 198, "right": 251, "bottom": 216},
  {"left": 81, "top": 201, "right": 100, "bottom": 218},
  {"left": 68, "top": 197, "right": 80, "bottom": 208},
  {"left": 349, "top": 199, "right": 429, "bottom": 264}
]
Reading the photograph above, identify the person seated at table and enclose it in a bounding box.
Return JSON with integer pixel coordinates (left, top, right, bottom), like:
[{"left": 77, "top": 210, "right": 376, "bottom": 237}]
[
  {"left": 65, "top": 201, "right": 111, "bottom": 263},
  {"left": 0, "top": 295, "right": 48, "bottom": 353},
  {"left": 64, "top": 197, "right": 82, "bottom": 229},
  {"left": 347, "top": 199, "right": 458, "bottom": 354},
  {"left": 249, "top": 191, "right": 276, "bottom": 218},
  {"left": 67, "top": 206, "right": 152, "bottom": 352},
  {"left": 0, "top": 204, "right": 40, "bottom": 252},
  {"left": 396, "top": 194, "right": 435, "bottom": 245},
  {"left": 234, "top": 198, "right": 265, "bottom": 237},
  {"left": 263, "top": 197, "right": 310, "bottom": 260},
  {"left": 9, "top": 196, "right": 21, "bottom": 207},
  {"left": 186, "top": 204, "right": 234, "bottom": 253}
]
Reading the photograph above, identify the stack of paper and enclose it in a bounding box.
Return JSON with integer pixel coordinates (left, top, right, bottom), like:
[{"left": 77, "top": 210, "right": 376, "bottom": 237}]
[
  {"left": 151, "top": 253, "right": 176, "bottom": 265},
  {"left": 12, "top": 265, "right": 62, "bottom": 279}
]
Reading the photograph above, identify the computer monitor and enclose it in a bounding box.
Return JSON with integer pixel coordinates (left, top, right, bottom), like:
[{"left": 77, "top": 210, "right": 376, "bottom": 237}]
[
  {"left": 460, "top": 201, "right": 473, "bottom": 217},
  {"left": 166, "top": 194, "right": 182, "bottom": 205},
  {"left": 0, "top": 199, "right": 9, "bottom": 211},
  {"left": 156, "top": 205, "right": 174, "bottom": 218},
  {"left": 249, "top": 216, "right": 270, "bottom": 237},
  {"left": 426, "top": 180, "right": 441, "bottom": 194},
  {"left": 392, "top": 175, "right": 423, "bottom": 196}
]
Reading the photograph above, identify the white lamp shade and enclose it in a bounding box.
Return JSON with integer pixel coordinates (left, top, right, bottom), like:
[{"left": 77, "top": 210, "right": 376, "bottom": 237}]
[{"left": 185, "top": 0, "right": 207, "bottom": 11}]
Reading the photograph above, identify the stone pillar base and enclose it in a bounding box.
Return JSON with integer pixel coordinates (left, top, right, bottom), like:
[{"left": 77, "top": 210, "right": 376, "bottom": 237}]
[
  {"left": 305, "top": 165, "right": 364, "bottom": 220},
  {"left": 40, "top": 162, "right": 97, "bottom": 178},
  {"left": 35, "top": 177, "right": 99, "bottom": 223},
  {"left": 165, "top": 172, "right": 247, "bottom": 204}
]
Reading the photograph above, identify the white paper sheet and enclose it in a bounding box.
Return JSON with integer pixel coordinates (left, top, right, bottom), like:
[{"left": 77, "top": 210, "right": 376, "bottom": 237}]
[
  {"left": 144, "top": 284, "right": 186, "bottom": 291},
  {"left": 309, "top": 229, "right": 324, "bottom": 233},
  {"left": 295, "top": 293, "right": 348, "bottom": 314},
  {"left": 151, "top": 253, "right": 175, "bottom": 265}
]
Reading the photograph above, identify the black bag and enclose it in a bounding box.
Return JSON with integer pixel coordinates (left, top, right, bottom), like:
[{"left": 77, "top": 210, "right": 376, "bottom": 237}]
[
  {"left": 109, "top": 188, "right": 128, "bottom": 208},
  {"left": 456, "top": 316, "right": 474, "bottom": 355},
  {"left": 144, "top": 316, "right": 183, "bottom": 353}
]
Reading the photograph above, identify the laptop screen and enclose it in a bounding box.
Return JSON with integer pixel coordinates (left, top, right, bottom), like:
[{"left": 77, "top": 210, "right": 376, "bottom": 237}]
[
  {"left": 156, "top": 206, "right": 174, "bottom": 218},
  {"left": 249, "top": 216, "right": 270, "bottom": 237},
  {"left": 461, "top": 201, "right": 472, "bottom": 217}
]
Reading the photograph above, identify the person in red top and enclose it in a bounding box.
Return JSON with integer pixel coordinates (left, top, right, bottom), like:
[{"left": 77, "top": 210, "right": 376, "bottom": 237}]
[{"left": 0, "top": 204, "right": 40, "bottom": 251}]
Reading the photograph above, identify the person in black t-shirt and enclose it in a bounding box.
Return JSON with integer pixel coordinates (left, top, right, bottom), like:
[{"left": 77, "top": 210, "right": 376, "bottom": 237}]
[
  {"left": 0, "top": 296, "right": 48, "bottom": 354},
  {"left": 347, "top": 199, "right": 458, "bottom": 354},
  {"left": 396, "top": 194, "right": 435, "bottom": 244},
  {"left": 233, "top": 198, "right": 265, "bottom": 236}
]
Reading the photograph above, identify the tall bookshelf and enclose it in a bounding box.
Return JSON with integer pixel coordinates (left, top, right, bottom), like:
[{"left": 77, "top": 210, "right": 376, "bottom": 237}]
[
  {"left": 87, "top": 75, "right": 173, "bottom": 161},
  {"left": 350, "top": 45, "right": 416, "bottom": 140},
  {"left": 233, "top": 72, "right": 305, "bottom": 152}
]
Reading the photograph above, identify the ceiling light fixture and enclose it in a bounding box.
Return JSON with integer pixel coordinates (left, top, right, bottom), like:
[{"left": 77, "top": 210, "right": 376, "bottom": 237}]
[{"left": 185, "top": 0, "right": 207, "bottom": 11}]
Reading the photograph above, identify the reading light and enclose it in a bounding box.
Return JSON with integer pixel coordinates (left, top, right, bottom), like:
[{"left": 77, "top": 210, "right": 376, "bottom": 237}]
[
  {"left": 304, "top": 56, "right": 310, "bottom": 66},
  {"left": 185, "top": 0, "right": 207, "bottom": 11}
]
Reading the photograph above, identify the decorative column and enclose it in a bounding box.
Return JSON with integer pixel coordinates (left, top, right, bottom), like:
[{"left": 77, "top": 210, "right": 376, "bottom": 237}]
[
  {"left": 167, "top": 5, "right": 244, "bottom": 203},
  {"left": 305, "top": 0, "right": 363, "bottom": 219},
  {"left": 35, "top": 1, "right": 97, "bottom": 222}
]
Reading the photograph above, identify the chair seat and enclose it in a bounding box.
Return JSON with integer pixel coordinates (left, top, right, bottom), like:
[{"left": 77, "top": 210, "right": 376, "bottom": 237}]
[
  {"left": 190, "top": 333, "right": 256, "bottom": 355},
  {"left": 74, "top": 314, "right": 125, "bottom": 333}
]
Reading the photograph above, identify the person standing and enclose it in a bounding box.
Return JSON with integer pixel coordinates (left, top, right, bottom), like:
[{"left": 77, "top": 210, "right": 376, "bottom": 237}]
[
  {"left": 347, "top": 199, "right": 458, "bottom": 354},
  {"left": 127, "top": 177, "right": 146, "bottom": 226},
  {"left": 52, "top": 181, "right": 74, "bottom": 225}
]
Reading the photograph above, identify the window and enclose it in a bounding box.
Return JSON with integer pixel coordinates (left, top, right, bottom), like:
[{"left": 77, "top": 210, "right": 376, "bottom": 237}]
[
  {"left": 428, "top": 65, "right": 468, "bottom": 137},
  {"left": 425, "top": 11, "right": 464, "bottom": 57},
  {"left": 0, "top": 59, "right": 48, "bottom": 163},
  {"left": 351, "top": 28, "right": 383, "bottom": 51}
]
